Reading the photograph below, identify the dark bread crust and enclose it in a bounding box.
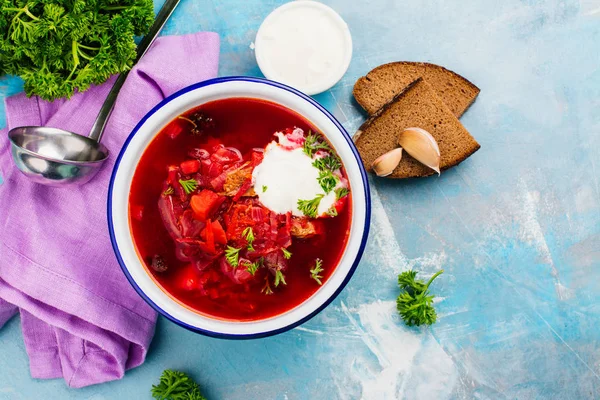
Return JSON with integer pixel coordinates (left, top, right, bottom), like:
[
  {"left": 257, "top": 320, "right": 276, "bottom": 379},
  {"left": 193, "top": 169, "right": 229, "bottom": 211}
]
[
  {"left": 354, "top": 78, "right": 480, "bottom": 179},
  {"left": 353, "top": 61, "right": 480, "bottom": 117}
]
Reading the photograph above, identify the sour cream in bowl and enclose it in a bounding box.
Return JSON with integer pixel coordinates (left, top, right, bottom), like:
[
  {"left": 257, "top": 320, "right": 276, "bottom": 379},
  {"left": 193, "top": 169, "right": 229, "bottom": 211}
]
[{"left": 255, "top": 1, "right": 353, "bottom": 95}]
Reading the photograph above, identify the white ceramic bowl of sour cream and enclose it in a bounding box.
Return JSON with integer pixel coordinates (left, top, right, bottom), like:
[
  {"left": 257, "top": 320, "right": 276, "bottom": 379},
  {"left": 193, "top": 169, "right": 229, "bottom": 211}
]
[
  {"left": 108, "top": 77, "right": 371, "bottom": 339},
  {"left": 255, "top": 1, "right": 353, "bottom": 95}
]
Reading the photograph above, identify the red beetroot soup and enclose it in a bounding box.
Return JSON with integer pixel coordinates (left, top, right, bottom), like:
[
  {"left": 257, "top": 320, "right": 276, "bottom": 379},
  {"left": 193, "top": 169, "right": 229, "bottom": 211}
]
[{"left": 129, "top": 98, "right": 351, "bottom": 321}]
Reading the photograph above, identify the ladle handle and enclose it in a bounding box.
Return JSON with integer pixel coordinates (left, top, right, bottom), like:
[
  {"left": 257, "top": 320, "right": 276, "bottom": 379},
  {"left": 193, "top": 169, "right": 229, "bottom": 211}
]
[{"left": 88, "top": 0, "right": 181, "bottom": 143}]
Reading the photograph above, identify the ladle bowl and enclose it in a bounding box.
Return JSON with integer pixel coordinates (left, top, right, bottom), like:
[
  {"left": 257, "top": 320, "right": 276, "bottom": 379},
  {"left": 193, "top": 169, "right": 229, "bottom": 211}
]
[{"left": 8, "top": 126, "right": 109, "bottom": 186}]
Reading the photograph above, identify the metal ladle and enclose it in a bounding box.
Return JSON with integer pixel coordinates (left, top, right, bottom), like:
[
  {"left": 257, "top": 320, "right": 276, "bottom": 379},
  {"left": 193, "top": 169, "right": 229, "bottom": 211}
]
[{"left": 7, "top": 0, "right": 181, "bottom": 187}]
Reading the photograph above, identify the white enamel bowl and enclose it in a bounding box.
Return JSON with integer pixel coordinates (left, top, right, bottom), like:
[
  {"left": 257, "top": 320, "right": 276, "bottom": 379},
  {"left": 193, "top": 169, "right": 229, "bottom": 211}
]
[{"left": 108, "top": 77, "right": 371, "bottom": 339}]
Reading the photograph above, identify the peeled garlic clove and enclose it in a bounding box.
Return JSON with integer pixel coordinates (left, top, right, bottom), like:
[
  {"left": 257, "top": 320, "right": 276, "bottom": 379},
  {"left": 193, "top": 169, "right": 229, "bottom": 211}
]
[
  {"left": 371, "top": 148, "right": 403, "bottom": 177},
  {"left": 398, "top": 127, "right": 441, "bottom": 175}
]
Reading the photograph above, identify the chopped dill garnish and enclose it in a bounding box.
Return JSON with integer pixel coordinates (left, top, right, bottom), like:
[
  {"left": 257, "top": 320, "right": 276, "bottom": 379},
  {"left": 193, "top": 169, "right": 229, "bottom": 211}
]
[
  {"left": 334, "top": 187, "right": 349, "bottom": 200},
  {"left": 179, "top": 179, "right": 198, "bottom": 195},
  {"left": 326, "top": 206, "right": 338, "bottom": 217},
  {"left": 281, "top": 248, "right": 292, "bottom": 259},
  {"left": 224, "top": 246, "right": 241, "bottom": 268},
  {"left": 310, "top": 258, "right": 324, "bottom": 285},
  {"left": 274, "top": 270, "right": 287, "bottom": 287},
  {"left": 162, "top": 186, "right": 174, "bottom": 196},
  {"left": 262, "top": 185, "right": 268, "bottom": 193},
  {"left": 242, "top": 227, "right": 255, "bottom": 251},
  {"left": 297, "top": 194, "right": 324, "bottom": 218}
]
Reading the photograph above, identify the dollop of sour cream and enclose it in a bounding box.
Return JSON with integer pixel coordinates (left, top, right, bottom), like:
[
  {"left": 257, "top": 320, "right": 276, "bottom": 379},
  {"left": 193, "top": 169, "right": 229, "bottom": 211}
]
[{"left": 252, "top": 140, "right": 337, "bottom": 217}]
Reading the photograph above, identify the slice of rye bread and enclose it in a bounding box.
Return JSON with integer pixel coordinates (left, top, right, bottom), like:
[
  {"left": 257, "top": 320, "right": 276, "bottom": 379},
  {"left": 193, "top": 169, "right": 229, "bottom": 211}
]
[
  {"left": 354, "top": 78, "right": 480, "bottom": 178},
  {"left": 353, "top": 62, "right": 480, "bottom": 117}
]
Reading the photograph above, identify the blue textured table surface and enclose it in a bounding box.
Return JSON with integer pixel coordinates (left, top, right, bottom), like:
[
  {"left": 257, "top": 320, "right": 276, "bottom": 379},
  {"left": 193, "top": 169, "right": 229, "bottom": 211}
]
[{"left": 1, "top": 0, "right": 600, "bottom": 399}]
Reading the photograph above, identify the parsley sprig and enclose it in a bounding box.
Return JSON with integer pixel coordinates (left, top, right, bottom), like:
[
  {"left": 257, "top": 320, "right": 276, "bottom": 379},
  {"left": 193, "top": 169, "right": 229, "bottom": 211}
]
[
  {"left": 151, "top": 369, "right": 206, "bottom": 400},
  {"left": 310, "top": 258, "right": 324, "bottom": 285},
  {"left": 297, "top": 195, "right": 324, "bottom": 218},
  {"left": 179, "top": 179, "right": 198, "bottom": 195},
  {"left": 317, "top": 170, "right": 338, "bottom": 194},
  {"left": 396, "top": 269, "right": 444, "bottom": 326},
  {"left": 243, "top": 258, "right": 262, "bottom": 276},
  {"left": 303, "top": 131, "right": 332, "bottom": 158},
  {"left": 313, "top": 154, "right": 342, "bottom": 171},
  {"left": 274, "top": 270, "right": 287, "bottom": 287},
  {"left": 0, "top": 0, "right": 154, "bottom": 101},
  {"left": 334, "top": 187, "right": 349, "bottom": 200},
  {"left": 224, "top": 246, "right": 241, "bottom": 268},
  {"left": 281, "top": 248, "right": 292, "bottom": 259},
  {"left": 242, "top": 227, "right": 255, "bottom": 251},
  {"left": 262, "top": 277, "right": 273, "bottom": 295}
]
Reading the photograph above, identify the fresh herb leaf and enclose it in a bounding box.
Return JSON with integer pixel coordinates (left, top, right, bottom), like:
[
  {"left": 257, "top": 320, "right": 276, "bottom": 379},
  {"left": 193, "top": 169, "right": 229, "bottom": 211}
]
[
  {"left": 281, "top": 248, "right": 292, "bottom": 259},
  {"left": 163, "top": 187, "right": 174, "bottom": 196},
  {"left": 242, "top": 227, "right": 255, "bottom": 251},
  {"left": 317, "top": 170, "right": 338, "bottom": 193},
  {"left": 334, "top": 187, "right": 349, "bottom": 200},
  {"left": 303, "top": 131, "right": 331, "bottom": 158},
  {"left": 396, "top": 269, "right": 443, "bottom": 326},
  {"left": 179, "top": 179, "right": 198, "bottom": 195},
  {"left": 261, "top": 276, "right": 273, "bottom": 295},
  {"left": 326, "top": 206, "right": 338, "bottom": 217},
  {"left": 310, "top": 258, "right": 324, "bottom": 285},
  {"left": 274, "top": 270, "right": 287, "bottom": 287},
  {"left": 297, "top": 194, "right": 324, "bottom": 218},
  {"left": 0, "top": 0, "right": 154, "bottom": 101},
  {"left": 262, "top": 185, "right": 268, "bottom": 193},
  {"left": 151, "top": 369, "right": 206, "bottom": 400},
  {"left": 224, "top": 246, "right": 241, "bottom": 268},
  {"left": 243, "top": 259, "right": 261, "bottom": 276},
  {"left": 313, "top": 154, "right": 342, "bottom": 172}
]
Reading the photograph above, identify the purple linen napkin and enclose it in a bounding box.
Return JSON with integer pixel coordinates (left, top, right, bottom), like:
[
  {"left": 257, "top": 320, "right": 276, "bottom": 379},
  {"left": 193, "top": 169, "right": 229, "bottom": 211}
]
[{"left": 0, "top": 32, "right": 220, "bottom": 388}]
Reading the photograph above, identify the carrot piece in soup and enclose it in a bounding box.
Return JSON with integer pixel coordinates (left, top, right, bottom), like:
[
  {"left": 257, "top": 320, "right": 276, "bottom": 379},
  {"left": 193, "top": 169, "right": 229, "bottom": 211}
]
[
  {"left": 212, "top": 220, "right": 227, "bottom": 245},
  {"left": 203, "top": 219, "right": 216, "bottom": 254},
  {"left": 191, "top": 190, "right": 221, "bottom": 221},
  {"left": 180, "top": 159, "right": 201, "bottom": 175}
]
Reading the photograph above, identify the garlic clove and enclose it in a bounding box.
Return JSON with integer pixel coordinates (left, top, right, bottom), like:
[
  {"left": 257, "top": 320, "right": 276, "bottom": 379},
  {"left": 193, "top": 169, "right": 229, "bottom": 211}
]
[
  {"left": 353, "top": 129, "right": 363, "bottom": 143},
  {"left": 398, "top": 127, "right": 441, "bottom": 175},
  {"left": 371, "top": 147, "right": 403, "bottom": 177}
]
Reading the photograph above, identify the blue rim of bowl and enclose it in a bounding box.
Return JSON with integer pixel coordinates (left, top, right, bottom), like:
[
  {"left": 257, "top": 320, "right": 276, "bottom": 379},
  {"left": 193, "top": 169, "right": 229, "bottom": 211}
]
[{"left": 107, "top": 76, "right": 371, "bottom": 340}]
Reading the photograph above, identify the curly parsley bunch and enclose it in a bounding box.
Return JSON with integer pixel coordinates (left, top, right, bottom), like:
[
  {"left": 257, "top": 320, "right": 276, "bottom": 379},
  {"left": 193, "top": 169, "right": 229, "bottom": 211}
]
[
  {"left": 0, "top": 0, "right": 154, "bottom": 100},
  {"left": 152, "top": 370, "right": 207, "bottom": 400},
  {"left": 397, "top": 269, "right": 444, "bottom": 326}
]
